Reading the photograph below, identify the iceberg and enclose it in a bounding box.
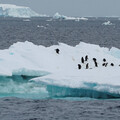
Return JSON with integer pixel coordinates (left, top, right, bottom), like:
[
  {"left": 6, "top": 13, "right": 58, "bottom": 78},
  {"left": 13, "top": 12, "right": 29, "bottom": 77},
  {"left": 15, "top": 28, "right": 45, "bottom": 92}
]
[
  {"left": 0, "top": 41, "right": 120, "bottom": 99},
  {"left": 53, "top": 12, "right": 88, "bottom": 21},
  {"left": 0, "top": 4, "right": 46, "bottom": 18}
]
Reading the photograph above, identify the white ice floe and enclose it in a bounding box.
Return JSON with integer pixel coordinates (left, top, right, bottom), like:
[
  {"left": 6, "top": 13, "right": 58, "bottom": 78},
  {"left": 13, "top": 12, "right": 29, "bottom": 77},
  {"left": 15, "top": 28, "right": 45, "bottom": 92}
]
[
  {"left": 53, "top": 12, "right": 88, "bottom": 21},
  {"left": 0, "top": 4, "right": 46, "bottom": 18},
  {"left": 0, "top": 41, "right": 120, "bottom": 96},
  {"left": 102, "top": 21, "right": 113, "bottom": 25},
  {"left": 23, "top": 19, "right": 31, "bottom": 22},
  {"left": 37, "top": 25, "right": 46, "bottom": 29}
]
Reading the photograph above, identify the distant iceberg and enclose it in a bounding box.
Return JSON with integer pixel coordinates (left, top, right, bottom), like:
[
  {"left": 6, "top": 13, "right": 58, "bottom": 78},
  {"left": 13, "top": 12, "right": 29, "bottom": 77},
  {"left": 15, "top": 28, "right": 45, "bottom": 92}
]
[
  {"left": 0, "top": 4, "right": 47, "bottom": 18},
  {"left": 53, "top": 12, "right": 88, "bottom": 21}
]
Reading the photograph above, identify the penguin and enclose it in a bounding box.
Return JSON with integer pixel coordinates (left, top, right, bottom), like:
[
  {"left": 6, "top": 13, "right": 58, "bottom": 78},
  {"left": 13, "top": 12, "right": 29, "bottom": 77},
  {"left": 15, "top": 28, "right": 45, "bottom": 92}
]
[
  {"left": 85, "top": 55, "right": 88, "bottom": 61},
  {"left": 103, "top": 58, "right": 106, "bottom": 62},
  {"left": 93, "top": 58, "right": 97, "bottom": 62},
  {"left": 111, "top": 63, "right": 114, "bottom": 66},
  {"left": 94, "top": 61, "right": 98, "bottom": 67},
  {"left": 86, "top": 63, "right": 89, "bottom": 69},
  {"left": 55, "top": 48, "right": 60, "bottom": 54},
  {"left": 102, "top": 63, "right": 106, "bottom": 66},
  {"left": 105, "top": 63, "right": 108, "bottom": 67},
  {"left": 81, "top": 57, "right": 84, "bottom": 63},
  {"left": 78, "top": 64, "right": 82, "bottom": 69},
  {"left": 93, "top": 58, "right": 98, "bottom": 67},
  {"left": 102, "top": 63, "right": 108, "bottom": 67}
]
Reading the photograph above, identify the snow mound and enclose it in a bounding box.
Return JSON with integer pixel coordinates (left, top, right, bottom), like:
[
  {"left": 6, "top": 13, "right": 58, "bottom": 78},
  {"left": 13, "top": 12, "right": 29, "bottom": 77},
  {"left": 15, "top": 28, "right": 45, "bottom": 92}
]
[
  {"left": 0, "top": 4, "right": 44, "bottom": 18},
  {"left": 53, "top": 12, "right": 88, "bottom": 21}
]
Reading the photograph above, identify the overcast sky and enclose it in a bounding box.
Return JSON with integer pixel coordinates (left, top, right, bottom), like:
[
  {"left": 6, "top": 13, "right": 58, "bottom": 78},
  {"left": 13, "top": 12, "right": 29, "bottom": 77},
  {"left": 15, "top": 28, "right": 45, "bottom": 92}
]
[{"left": 0, "top": 0, "right": 119, "bottom": 17}]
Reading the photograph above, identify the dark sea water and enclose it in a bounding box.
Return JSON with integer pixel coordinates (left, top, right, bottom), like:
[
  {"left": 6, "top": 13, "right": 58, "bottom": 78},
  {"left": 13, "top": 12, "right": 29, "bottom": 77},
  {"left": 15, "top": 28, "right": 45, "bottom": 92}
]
[
  {"left": 1, "top": 98, "right": 120, "bottom": 120},
  {"left": 0, "top": 17, "right": 120, "bottom": 49},
  {"left": 0, "top": 17, "right": 120, "bottom": 120}
]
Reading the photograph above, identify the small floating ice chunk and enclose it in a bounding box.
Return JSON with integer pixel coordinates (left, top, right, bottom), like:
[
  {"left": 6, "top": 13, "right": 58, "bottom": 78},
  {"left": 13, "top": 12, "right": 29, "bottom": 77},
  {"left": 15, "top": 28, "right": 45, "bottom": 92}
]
[
  {"left": 37, "top": 25, "right": 40, "bottom": 27},
  {"left": 75, "top": 17, "right": 88, "bottom": 21},
  {"left": 23, "top": 19, "right": 31, "bottom": 22},
  {"left": 37, "top": 25, "right": 46, "bottom": 29},
  {"left": 46, "top": 19, "right": 53, "bottom": 22},
  {"left": 53, "top": 12, "right": 88, "bottom": 21},
  {"left": 102, "top": 21, "right": 113, "bottom": 25}
]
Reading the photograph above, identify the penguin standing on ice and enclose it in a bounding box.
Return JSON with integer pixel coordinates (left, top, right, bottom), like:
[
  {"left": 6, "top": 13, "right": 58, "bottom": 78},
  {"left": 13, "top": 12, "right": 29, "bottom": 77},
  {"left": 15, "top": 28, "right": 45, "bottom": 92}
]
[
  {"left": 111, "top": 63, "right": 114, "bottom": 66},
  {"left": 81, "top": 57, "right": 84, "bottom": 64},
  {"left": 94, "top": 61, "right": 98, "bottom": 67},
  {"left": 85, "top": 55, "right": 88, "bottom": 61},
  {"left": 105, "top": 63, "right": 108, "bottom": 67},
  {"left": 78, "top": 64, "right": 82, "bottom": 69},
  {"left": 102, "top": 63, "right": 105, "bottom": 67},
  {"left": 55, "top": 48, "right": 60, "bottom": 54},
  {"left": 86, "top": 63, "right": 89, "bottom": 69},
  {"left": 102, "top": 63, "right": 108, "bottom": 67},
  {"left": 103, "top": 58, "right": 106, "bottom": 62},
  {"left": 93, "top": 58, "right": 96, "bottom": 62},
  {"left": 93, "top": 58, "right": 98, "bottom": 67}
]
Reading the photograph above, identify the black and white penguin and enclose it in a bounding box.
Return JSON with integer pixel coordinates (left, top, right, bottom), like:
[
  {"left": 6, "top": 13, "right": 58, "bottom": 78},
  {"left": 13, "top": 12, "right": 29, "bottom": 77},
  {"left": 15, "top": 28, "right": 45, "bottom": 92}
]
[
  {"left": 105, "top": 63, "right": 108, "bottom": 67},
  {"left": 85, "top": 55, "right": 88, "bottom": 61},
  {"left": 94, "top": 61, "right": 98, "bottom": 67},
  {"left": 102, "top": 63, "right": 108, "bottom": 67},
  {"left": 93, "top": 58, "right": 98, "bottom": 67},
  {"left": 55, "top": 48, "right": 60, "bottom": 54},
  {"left": 93, "top": 58, "right": 97, "bottom": 62},
  {"left": 86, "top": 63, "right": 89, "bottom": 69},
  {"left": 102, "top": 63, "right": 106, "bottom": 66},
  {"left": 78, "top": 64, "right": 82, "bottom": 69},
  {"left": 103, "top": 58, "right": 106, "bottom": 62},
  {"left": 111, "top": 63, "right": 114, "bottom": 66},
  {"left": 81, "top": 57, "right": 84, "bottom": 63}
]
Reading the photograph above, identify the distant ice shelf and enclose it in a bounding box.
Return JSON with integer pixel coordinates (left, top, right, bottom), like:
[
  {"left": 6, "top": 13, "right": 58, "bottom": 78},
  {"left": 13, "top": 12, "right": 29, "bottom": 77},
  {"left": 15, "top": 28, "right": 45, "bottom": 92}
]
[{"left": 0, "top": 4, "right": 47, "bottom": 18}]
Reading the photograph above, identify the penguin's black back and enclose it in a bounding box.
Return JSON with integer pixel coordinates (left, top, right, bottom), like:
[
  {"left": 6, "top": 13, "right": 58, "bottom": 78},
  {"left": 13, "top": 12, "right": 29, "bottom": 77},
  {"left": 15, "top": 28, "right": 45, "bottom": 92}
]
[{"left": 81, "top": 57, "right": 84, "bottom": 63}]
